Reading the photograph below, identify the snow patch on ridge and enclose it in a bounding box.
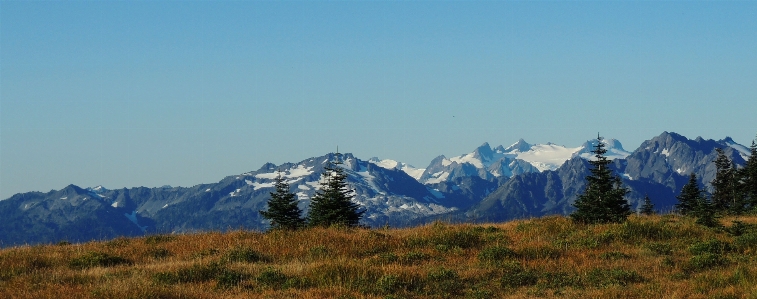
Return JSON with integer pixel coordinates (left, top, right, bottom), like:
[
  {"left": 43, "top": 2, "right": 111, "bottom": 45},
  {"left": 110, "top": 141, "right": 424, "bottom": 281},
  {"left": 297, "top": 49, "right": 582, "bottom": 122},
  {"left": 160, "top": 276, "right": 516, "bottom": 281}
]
[
  {"left": 425, "top": 171, "right": 450, "bottom": 184},
  {"left": 449, "top": 153, "right": 485, "bottom": 168},
  {"left": 255, "top": 165, "right": 314, "bottom": 179},
  {"left": 124, "top": 211, "right": 147, "bottom": 232},
  {"left": 369, "top": 158, "right": 426, "bottom": 180},
  {"left": 517, "top": 144, "right": 581, "bottom": 171},
  {"left": 724, "top": 140, "right": 752, "bottom": 161}
]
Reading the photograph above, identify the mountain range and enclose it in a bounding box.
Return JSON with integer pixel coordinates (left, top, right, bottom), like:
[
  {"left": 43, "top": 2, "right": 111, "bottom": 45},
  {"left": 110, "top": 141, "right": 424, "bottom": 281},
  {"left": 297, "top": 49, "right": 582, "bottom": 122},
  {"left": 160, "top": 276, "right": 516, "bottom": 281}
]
[{"left": 0, "top": 131, "right": 752, "bottom": 247}]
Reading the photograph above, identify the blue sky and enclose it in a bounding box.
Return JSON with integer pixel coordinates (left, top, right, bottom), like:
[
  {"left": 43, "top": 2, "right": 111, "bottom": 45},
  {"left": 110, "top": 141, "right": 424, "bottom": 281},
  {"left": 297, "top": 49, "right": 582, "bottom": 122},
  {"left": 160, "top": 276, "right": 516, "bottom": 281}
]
[{"left": 1, "top": 1, "right": 756, "bottom": 199}]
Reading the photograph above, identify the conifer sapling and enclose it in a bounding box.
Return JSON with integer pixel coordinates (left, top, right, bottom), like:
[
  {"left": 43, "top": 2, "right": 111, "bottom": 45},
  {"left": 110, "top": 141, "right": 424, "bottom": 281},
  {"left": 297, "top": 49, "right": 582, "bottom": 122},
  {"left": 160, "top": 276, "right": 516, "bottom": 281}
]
[{"left": 259, "top": 173, "right": 305, "bottom": 230}]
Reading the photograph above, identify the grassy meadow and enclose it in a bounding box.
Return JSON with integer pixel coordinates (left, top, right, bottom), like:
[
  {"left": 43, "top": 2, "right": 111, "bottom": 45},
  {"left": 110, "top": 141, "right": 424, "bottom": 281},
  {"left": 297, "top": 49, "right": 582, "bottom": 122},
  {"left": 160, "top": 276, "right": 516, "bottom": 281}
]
[{"left": 2, "top": 214, "right": 757, "bottom": 299}]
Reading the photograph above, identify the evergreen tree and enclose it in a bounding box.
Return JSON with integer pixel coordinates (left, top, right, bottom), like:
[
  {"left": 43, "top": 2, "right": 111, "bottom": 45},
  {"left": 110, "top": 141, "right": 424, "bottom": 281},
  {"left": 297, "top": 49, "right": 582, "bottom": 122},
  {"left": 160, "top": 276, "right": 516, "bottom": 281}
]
[
  {"left": 307, "top": 152, "right": 364, "bottom": 227},
  {"left": 676, "top": 173, "right": 704, "bottom": 215},
  {"left": 640, "top": 194, "right": 655, "bottom": 216},
  {"left": 742, "top": 135, "right": 757, "bottom": 211},
  {"left": 571, "top": 135, "right": 631, "bottom": 224},
  {"left": 259, "top": 174, "right": 305, "bottom": 230},
  {"left": 693, "top": 195, "right": 720, "bottom": 228},
  {"left": 712, "top": 148, "right": 739, "bottom": 213}
]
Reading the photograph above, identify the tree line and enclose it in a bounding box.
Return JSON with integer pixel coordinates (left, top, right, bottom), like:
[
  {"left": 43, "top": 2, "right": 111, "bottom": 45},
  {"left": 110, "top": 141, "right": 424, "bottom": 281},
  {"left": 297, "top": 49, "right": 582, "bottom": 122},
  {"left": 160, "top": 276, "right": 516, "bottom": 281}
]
[
  {"left": 572, "top": 133, "right": 757, "bottom": 226},
  {"left": 675, "top": 136, "right": 757, "bottom": 227}
]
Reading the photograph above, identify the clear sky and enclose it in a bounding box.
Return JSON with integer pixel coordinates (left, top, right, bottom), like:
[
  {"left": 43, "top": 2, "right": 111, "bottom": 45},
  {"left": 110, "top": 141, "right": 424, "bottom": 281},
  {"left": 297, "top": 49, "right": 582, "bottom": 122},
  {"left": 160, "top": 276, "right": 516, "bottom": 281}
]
[{"left": 1, "top": 1, "right": 756, "bottom": 200}]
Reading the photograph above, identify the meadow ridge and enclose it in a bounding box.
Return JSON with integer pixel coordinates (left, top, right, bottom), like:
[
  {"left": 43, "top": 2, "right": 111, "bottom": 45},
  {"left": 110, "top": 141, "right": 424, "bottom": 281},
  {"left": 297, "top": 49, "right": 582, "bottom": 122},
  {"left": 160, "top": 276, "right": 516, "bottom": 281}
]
[{"left": 2, "top": 215, "right": 757, "bottom": 299}]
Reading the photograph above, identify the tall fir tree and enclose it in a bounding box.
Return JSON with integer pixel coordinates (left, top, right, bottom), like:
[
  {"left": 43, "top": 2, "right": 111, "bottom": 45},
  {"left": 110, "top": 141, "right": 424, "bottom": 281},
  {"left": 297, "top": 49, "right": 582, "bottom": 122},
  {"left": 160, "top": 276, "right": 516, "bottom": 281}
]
[
  {"left": 676, "top": 173, "right": 704, "bottom": 215},
  {"left": 571, "top": 135, "right": 631, "bottom": 224},
  {"left": 307, "top": 152, "right": 365, "bottom": 227},
  {"left": 259, "top": 174, "right": 305, "bottom": 230},
  {"left": 711, "top": 148, "right": 739, "bottom": 213},
  {"left": 742, "top": 135, "right": 757, "bottom": 211},
  {"left": 640, "top": 194, "right": 655, "bottom": 216}
]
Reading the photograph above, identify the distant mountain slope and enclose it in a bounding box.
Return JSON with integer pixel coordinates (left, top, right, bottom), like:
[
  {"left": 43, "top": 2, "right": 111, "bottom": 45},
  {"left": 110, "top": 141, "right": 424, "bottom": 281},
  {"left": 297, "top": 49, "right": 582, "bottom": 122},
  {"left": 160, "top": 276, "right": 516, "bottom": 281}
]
[
  {"left": 0, "top": 153, "right": 463, "bottom": 247},
  {"left": 462, "top": 132, "right": 749, "bottom": 223}
]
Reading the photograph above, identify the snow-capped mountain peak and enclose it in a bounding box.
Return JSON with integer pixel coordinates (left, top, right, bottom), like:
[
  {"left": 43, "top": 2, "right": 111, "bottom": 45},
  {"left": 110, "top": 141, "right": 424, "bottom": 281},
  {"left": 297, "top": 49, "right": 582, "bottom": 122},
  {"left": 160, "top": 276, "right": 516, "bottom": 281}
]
[
  {"left": 504, "top": 138, "right": 532, "bottom": 153},
  {"left": 418, "top": 137, "right": 635, "bottom": 184},
  {"left": 514, "top": 143, "right": 582, "bottom": 171},
  {"left": 572, "top": 138, "right": 631, "bottom": 161},
  {"left": 368, "top": 157, "right": 426, "bottom": 180},
  {"left": 721, "top": 137, "right": 752, "bottom": 161}
]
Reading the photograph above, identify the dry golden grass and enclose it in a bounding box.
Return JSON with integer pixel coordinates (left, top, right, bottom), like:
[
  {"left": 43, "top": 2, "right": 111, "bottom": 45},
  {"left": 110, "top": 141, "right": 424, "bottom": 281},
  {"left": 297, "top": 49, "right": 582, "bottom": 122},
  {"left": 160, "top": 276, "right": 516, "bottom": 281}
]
[{"left": 2, "top": 214, "right": 757, "bottom": 298}]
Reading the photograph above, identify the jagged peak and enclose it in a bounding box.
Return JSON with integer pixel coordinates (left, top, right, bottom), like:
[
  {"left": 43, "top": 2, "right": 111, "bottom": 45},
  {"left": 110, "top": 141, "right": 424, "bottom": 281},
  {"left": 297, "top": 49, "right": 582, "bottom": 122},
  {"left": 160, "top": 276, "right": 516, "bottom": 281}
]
[
  {"left": 504, "top": 138, "right": 531, "bottom": 153},
  {"left": 473, "top": 142, "right": 494, "bottom": 158},
  {"left": 719, "top": 136, "right": 736, "bottom": 144},
  {"left": 257, "top": 162, "right": 278, "bottom": 172}
]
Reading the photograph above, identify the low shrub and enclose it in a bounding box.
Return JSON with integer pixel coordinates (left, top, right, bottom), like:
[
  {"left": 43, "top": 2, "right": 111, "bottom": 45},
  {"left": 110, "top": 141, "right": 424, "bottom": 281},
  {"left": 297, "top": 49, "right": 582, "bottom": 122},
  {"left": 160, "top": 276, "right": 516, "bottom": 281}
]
[
  {"left": 432, "top": 230, "right": 482, "bottom": 249},
  {"left": 309, "top": 245, "right": 330, "bottom": 259},
  {"left": 467, "top": 287, "right": 494, "bottom": 299},
  {"left": 310, "top": 263, "right": 379, "bottom": 290},
  {"left": 689, "top": 239, "right": 733, "bottom": 255},
  {"left": 216, "top": 269, "right": 247, "bottom": 289},
  {"left": 687, "top": 253, "right": 730, "bottom": 272},
  {"left": 539, "top": 271, "right": 582, "bottom": 289},
  {"left": 645, "top": 242, "right": 673, "bottom": 255},
  {"left": 734, "top": 232, "right": 757, "bottom": 251},
  {"left": 373, "top": 252, "right": 398, "bottom": 265},
  {"left": 399, "top": 251, "right": 430, "bottom": 265},
  {"left": 410, "top": 223, "right": 483, "bottom": 250},
  {"left": 69, "top": 252, "right": 131, "bottom": 270},
  {"left": 154, "top": 261, "right": 246, "bottom": 287},
  {"left": 585, "top": 268, "right": 645, "bottom": 287},
  {"left": 192, "top": 248, "right": 219, "bottom": 259},
  {"left": 0, "top": 268, "right": 22, "bottom": 281},
  {"left": 727, "top": 220, "right": 749, "bottom": 236},
  {"left": 148, "top": 248, "right": 171, "bottom": 259},
  {"left": 222, "top": 247, "right": 267, "bottom": 263},
  {"left": 376, "top": 274, "right": 400, "bottom": 294},
  {"left": 499, "top": 261, "right": 538, "bottom": 288},
  {"left": 256, "top": 267, "right": 287, "bottom": 288},
  {"left": 518, "top": 245, "right": 563, "bottom": 260},
  {"left": 614, "top": 220, "right": 674, "bottom": 243},
  {"left": 478, "top": 245, "right": 517, "bottom": 264},
  {"left": 426, "top": 267, "right": 463, "bottom": 295},
  {"left": 599, "top": 251, "right": 631, "bottom": 260}
]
